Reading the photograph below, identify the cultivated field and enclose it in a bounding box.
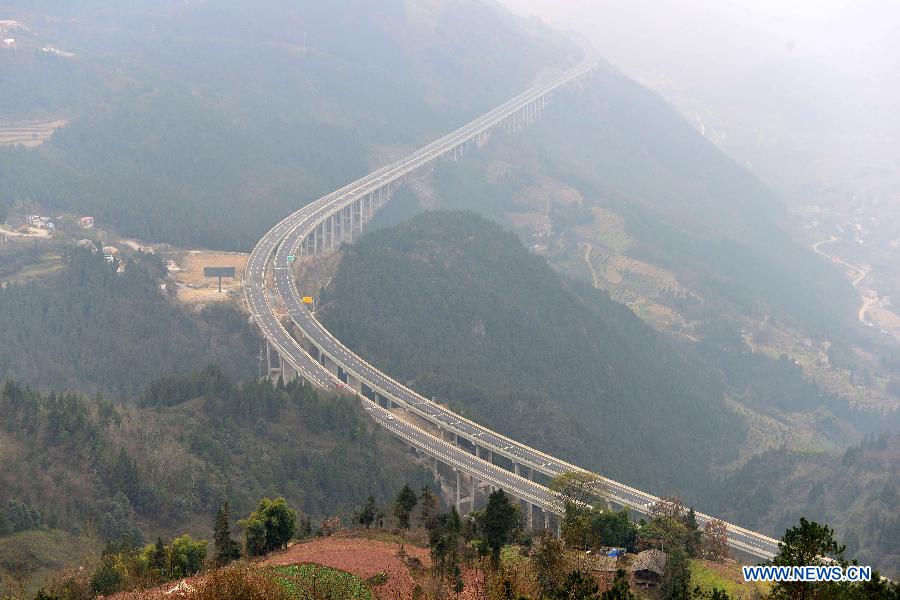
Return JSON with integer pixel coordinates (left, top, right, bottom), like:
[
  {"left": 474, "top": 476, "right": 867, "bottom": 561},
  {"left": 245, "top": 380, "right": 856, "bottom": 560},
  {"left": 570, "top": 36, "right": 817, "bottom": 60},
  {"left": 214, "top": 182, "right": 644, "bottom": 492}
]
[{"left": 0, "top": 119, "right": 67, "bottom": 148}]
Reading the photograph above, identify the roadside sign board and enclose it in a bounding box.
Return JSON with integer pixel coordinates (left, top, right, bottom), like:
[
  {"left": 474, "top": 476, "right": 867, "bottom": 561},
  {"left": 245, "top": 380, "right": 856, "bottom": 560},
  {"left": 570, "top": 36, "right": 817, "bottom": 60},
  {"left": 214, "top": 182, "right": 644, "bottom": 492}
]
[
  {"left": 203, "top": 266, "right": 236, "bottom": 292},
  {"left": 287, "top": 255, "right": 295, "bottom": 262},
  {"left": 203, "top": 266, "right": 236, "bottom": 278},
  {"left": 302, "top": 296, "right": 314, "bottom": 304}
]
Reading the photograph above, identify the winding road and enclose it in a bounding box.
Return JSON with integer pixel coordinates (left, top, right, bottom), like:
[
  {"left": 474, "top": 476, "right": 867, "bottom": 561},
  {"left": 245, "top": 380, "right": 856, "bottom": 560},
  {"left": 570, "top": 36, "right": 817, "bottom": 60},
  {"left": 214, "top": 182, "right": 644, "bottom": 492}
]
[{"left": 244, "top": 48, "right": 781, "bottom": 560}]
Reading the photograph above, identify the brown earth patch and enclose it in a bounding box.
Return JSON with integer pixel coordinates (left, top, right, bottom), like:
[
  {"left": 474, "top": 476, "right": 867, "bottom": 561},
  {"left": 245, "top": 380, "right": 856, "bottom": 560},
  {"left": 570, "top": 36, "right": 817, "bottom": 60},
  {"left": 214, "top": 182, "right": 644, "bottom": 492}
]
[
  {"left": 261, "top": 535, "right": 431, "bottom": 600},
  {"left": 168, "top": 251, "right": 248, "bottom": 305}
]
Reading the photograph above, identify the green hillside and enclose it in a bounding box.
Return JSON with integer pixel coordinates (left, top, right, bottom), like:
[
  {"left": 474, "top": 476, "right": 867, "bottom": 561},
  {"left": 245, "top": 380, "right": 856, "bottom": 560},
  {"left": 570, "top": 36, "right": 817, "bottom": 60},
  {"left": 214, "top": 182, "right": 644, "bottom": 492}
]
[
  {"left": 0, "top": 0, "right": 573, "bottom": 249},
  {"left": 429, "top": 68, "right": 859, "bottom": 338},
  {"left": 708, "top": 433, "right": 899, "bottom": 577},
  {"left": 319, "top": 210, "right": 744, "bottom": 495},
  {"left": 0, "top": 376, "right": 433, "bottom": 592},
  {"left": 0, "top": 247, "right": 256, "bottom": 395}
]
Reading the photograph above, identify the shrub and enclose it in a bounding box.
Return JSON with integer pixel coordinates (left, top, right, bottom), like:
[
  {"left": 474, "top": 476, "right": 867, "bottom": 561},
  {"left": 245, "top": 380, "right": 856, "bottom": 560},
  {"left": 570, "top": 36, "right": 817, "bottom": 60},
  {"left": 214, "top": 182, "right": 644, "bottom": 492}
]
[
  {"left": 191, "top": 565, "right": 290, "bottom": 600},
  {"left": 240, "top": 497, "right": 297, "bottom": 557}
]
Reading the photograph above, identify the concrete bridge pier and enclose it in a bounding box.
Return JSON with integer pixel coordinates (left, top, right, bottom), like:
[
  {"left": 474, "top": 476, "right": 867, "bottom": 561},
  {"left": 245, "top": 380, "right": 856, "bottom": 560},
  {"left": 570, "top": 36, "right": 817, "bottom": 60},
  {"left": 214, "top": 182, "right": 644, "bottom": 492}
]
[
  {"left": 455, "top": 469, "right": 476, "bottom": 516},
  {"left": 348, "top": 203, "right": 355, "bottom": 243},
  {"left": 265, "top": 341, "right": 283, "bottom": 380},
  {"left": 439, "top": 428, "right": 459, "bottom": 445},
  {"left": 345, "top": 373, "right": 362, "bottom": 393},
  {"left": 280, "top": 357, "right": 293, "bottom": 382}
]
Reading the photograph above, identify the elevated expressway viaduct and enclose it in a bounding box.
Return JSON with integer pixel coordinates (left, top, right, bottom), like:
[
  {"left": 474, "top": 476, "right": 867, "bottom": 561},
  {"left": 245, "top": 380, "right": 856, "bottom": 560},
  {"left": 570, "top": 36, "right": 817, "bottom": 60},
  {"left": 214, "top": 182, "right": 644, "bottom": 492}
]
[{"left": 244, "top": 52, "right": 780, "bottom": 561}]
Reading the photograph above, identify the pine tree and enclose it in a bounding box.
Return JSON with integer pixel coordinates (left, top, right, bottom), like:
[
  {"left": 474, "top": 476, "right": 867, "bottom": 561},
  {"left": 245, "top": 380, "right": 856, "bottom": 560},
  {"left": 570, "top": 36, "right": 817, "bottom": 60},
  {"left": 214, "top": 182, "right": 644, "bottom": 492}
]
[
  {"left": 213, "top": 501, "right": 241, "bottom": 567},
  {"left": 420, "top": 485, "right": 438, "bottom": 526},
  {"left": 684, "top": 507, "right": 701, "bottom": 557},
  {"left": 151, "top": 536, "right": 168, "bottom": 576},
  {"left": 476, "top": 489, "right": 519, "bottom": 565},
  {"left": 394, "top": 484, "right": 418, "bottom": 530},
  {"left": 357, "top": 495, "right": 378, "bottom": 528}
]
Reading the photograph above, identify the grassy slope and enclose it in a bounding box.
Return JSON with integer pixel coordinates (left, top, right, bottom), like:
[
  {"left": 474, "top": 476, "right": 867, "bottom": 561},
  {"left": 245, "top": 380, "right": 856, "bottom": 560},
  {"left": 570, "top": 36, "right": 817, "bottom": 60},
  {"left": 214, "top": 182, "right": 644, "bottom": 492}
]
[
  {"left": 0, "top": 530, "right": 94, "bottom": 598},
  {"left": 689, "top": 559, "right": 771, "bottom": 600}
]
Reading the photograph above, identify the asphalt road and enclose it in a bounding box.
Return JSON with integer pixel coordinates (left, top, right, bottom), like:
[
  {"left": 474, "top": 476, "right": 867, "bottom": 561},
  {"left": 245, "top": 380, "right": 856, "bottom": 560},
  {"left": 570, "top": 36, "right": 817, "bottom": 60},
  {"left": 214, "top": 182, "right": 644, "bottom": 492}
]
[{"left": 244, "top": 49, "right": 781, "bottom": 560}]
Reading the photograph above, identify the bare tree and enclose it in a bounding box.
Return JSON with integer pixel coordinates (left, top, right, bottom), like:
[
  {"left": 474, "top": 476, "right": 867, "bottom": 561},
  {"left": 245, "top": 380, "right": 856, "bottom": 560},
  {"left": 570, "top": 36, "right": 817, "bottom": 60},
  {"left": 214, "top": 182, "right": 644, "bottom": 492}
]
[
  {"left": 703, "top": 519, "right": 730, "bottom": 562},
  {"left": 549, "top": 471, "right": 605, "bottom": 507},
  {"left": 648, "top": 496, "right": 686, "bottom": 520}
]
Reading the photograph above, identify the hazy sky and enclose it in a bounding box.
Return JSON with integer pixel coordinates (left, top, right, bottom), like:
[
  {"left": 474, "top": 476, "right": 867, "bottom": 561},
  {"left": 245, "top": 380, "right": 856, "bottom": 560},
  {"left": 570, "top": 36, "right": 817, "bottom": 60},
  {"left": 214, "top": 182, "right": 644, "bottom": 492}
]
[{"left": 500, "top": 0, "right": 900, "bottom": 202}]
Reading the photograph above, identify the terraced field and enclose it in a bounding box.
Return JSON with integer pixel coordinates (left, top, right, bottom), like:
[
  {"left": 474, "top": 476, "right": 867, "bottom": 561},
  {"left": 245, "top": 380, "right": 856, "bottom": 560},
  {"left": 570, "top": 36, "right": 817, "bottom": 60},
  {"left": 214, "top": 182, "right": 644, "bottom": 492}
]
[{"left": 0, "top": 118, "right": 67, "bottom": 147}]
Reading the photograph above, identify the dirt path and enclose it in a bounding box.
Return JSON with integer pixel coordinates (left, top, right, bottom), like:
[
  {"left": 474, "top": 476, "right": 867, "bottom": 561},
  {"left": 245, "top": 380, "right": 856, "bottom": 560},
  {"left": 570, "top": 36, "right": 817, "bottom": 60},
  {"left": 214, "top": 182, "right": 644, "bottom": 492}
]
[{"left": 581, "top": 242, "right": 602, "bottom": 289}]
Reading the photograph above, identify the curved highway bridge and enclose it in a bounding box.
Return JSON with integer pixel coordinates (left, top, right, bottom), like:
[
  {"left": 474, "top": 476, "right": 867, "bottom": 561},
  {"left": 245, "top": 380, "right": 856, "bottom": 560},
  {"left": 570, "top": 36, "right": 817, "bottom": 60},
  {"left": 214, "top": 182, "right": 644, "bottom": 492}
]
[{"left": 244, "top": 49, "right": 780, "bottom": 561}]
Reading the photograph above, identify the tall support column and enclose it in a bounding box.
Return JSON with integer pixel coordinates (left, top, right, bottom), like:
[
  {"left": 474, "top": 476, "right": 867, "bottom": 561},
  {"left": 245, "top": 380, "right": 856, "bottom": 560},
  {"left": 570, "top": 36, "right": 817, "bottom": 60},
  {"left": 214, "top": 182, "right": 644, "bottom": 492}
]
[
  {"left": 342, "top": 206, "right": 348, "bottom": 243},
  {"left": 514, "top": 463, "right": 520, "bottom": 477},
  {"left": 345, "top": 205, "right": 350, "bottom": 242},
  {"left": 329, "top": 214, "right": 335, "bottom": 253},
  {"left": 349, "top": 201, "right": 355, "bottom": 242},
  {"left": 266, "top": 341, "right": 283, "bottom": 380},
  {"left": 456, "top": 470, "right": 462, "bottom": 513},
  {"left": 527, "top": 502, "right": 534, "bottom": 530},
  {"left": 282, "top": 358, "right": 296, "bottom": 382},
  {"left": 337, "top": 209, "right": 342, "bottom": 246}
]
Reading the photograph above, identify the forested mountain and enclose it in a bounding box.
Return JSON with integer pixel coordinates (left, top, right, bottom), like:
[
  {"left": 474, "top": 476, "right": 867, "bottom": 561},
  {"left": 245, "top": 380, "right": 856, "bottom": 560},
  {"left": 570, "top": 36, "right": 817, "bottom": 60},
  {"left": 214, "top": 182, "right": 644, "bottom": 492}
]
[
  {"left": 0, "top": 375, "right": 432, "bottom": 591},
  {"left": 0, "top": 248, "right": 256, "bottom": 395},
  {"left": 426, "top": 70, "right": 859, "bottom": 339},
  {"left": 708, "top": 432, "right": 899, "bottom": 577},
  {"left": 2, "top": 0, "right": 895, "bottom": 592},
  {"left": 0, "top": 0, "right": 573, "bottom": 248},
  {"left": 319, "top": 210, "right": 744, "bottom": 495}
]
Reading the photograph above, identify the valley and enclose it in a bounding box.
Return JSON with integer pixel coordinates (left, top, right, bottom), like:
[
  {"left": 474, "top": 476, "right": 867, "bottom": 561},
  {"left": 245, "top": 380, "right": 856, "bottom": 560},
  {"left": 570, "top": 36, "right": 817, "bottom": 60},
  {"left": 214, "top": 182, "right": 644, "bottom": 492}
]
[{"left": 0, "top": 0, "right": 897, "bottom": 596}]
